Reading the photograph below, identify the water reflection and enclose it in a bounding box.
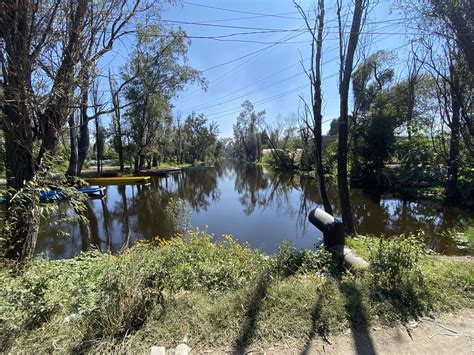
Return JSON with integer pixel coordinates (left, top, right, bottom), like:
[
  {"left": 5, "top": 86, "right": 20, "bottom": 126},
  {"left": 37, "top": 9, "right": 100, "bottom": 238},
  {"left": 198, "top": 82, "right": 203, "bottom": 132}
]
[{"left": 36, "top": 163, "right": 472, "bottom": 259}]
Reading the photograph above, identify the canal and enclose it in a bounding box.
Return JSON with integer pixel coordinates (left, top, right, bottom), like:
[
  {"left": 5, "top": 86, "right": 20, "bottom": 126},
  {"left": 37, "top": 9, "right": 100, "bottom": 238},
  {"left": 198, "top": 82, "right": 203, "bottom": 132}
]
[{"left": 37, "top": 163, "right": 472, "bottom": 258}]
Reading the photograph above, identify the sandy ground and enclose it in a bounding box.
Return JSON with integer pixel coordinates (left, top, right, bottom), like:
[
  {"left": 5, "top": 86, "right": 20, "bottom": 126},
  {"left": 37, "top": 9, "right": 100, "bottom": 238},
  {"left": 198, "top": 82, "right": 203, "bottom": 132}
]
[
  {"left": 188, "top": 309, "right": 473, "bottom": 355},
  {"left": 302, "top": 309, "right": 474, "bottom": 355}
]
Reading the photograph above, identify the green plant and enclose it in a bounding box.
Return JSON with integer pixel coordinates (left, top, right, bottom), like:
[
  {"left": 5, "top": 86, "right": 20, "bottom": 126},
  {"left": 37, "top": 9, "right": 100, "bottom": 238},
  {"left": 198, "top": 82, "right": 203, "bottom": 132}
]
[
  {"left": 272, "top": 241, "right": 331, "bottom": 277},
  {"left": 368, "top": 235, "right": 426, "bottom": 311}
]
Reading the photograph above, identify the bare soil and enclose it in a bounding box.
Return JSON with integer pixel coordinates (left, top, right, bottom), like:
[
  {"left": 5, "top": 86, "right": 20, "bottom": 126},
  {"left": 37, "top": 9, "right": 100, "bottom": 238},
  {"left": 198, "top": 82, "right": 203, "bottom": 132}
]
[
  {"left": 302, "top": 308, "right": 474, "bottom": 355},
  {"left": 194, "top": 309, "right": 473, "bottom": 354}
]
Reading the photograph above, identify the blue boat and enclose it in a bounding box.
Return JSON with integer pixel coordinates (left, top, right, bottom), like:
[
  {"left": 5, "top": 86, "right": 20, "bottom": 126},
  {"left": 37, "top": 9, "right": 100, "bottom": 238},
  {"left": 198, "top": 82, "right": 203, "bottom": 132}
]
[
  {"left": 1, "top": 186, "right": 106, "bottom": 204},
  {"left": 40, "top": 190, "right": 64, "bottom": 203}
]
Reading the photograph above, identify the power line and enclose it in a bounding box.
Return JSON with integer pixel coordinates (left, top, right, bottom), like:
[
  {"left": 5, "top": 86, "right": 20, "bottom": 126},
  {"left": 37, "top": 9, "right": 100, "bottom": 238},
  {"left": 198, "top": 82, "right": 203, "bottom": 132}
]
[
  {"left": 173, "top": 12, "right": 304, "bottom": 24},
  {"left": 175, "top": 26, "right": 309, "bottom": 102},
  {"left": 182, "top": 1, "right": 302, "bottom": 19},
  {"left": 182, "top": 37, "right": 309, "bottom": 45},
  {"left": 174, "top": 19, "right": 407, "bottom": 102},
  {"left": 201, "top": 31, "right": 307, "bottom": 73},
  {"left": 178, "top": 26, "right": 406, "bottom": 113},
  {"left": 179, "top": 58, "right": 312, "bottom": 112},
  {"left": 198, "top": 41, "right": 414, "bottom": 121},
  {"left": 147, "top": 19, "right": 308, "bottom": 32}
]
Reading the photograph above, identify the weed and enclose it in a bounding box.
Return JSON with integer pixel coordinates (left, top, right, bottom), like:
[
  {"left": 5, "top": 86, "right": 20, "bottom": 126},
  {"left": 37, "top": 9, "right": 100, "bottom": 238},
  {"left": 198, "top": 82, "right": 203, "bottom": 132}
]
[{"left": 0, "top": 232, "right": 472, "bottom": 352}]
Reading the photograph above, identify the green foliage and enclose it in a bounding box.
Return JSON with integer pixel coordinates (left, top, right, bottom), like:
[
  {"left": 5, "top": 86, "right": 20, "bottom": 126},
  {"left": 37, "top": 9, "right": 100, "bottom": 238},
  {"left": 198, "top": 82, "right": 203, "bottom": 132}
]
[
  {"left": 394, "top": 132, "right": 445, "bottom": 186},
  {"left": 368, "top": 236, "right": 425, "bottom": 308},
  {"left": 1, "top": 158, "right": 89, "bottom": 257},
  {"left": 232, "top": 100, "right": 265, "bottom": 162},
  {"left": 179, "top": 113, "right": 221, "bottom": 164},
  {"left": 272, "top": 241, "right": 331, "bottom": 277},
  {"left": 441, "top": 224, "right": 474, "bottom": 254},
  {"left": 121, "top": 25, "right": 206, "bottom": 170},
  {"left": 351, "top": 84, "right": 408, "bottom": 186},
  {"left": 322, "top": 140, "right": 338, "bottom": 177},
  {"left": 0, "top": 233, "right": 472, "bottom": 352},
  {"left": 260, "top": 150, "right": 297, "bottom": 171},
  {"left": 327, "top": 118, "right": 339, "bottom": 136}
]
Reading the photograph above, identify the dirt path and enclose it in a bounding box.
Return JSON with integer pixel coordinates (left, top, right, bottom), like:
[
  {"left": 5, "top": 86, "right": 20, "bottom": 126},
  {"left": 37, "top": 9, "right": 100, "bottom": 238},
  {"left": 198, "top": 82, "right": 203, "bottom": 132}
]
[
  {"left": 265, "top": 309, "right": 473, "bottom": 355},
  {"left": 192, "top": 309, "right": 473, "bottom": 354},
  {"left": 302, "top": 309, "right": 473, "bottom": 354}
]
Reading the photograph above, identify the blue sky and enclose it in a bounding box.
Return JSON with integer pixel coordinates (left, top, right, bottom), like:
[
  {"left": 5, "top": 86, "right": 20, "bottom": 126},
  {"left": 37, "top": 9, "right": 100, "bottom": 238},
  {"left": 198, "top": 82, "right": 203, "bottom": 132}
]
[{"left": 99, "top": 0, "right": 413, "bottom": 137}]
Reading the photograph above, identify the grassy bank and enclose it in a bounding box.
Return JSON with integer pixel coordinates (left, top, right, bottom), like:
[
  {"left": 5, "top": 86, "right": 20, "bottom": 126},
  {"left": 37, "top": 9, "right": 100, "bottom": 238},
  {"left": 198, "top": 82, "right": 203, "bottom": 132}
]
[{"left": 1, "top": 231, "right": 472, "bottom": 353}]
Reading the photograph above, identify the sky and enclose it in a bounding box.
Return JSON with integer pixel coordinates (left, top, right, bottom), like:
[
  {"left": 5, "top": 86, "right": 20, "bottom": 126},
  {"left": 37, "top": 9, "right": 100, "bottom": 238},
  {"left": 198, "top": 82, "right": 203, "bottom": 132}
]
[{"left": 99, "top": 0, "right": 415, "bottom": 138}]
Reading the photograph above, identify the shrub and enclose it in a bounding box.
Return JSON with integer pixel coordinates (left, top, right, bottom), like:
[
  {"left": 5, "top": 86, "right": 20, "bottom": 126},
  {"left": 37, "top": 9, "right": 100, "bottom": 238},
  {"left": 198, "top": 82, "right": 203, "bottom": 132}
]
[
  {"left": 368, "top": 235, "right": 426, "bottom": 313},
  {"left": 272, "top": 241, "right": 331, "bottom": 277}
]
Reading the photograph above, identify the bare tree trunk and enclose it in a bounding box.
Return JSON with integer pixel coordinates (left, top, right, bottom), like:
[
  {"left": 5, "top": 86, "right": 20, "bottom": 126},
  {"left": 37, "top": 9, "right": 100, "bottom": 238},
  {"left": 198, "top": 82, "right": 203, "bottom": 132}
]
[
  {"left": 314, "top": 0, "right": 333, "bottom": 214},
  {"left": 95, "top": 117, "right": 102, "bottom": 176},
  {"left": 116, "top": 122, "right": 125, "bottom": 173},
  {"left": 109, "top": 73, "right": 125, "bottom": 173},
  {"left": 295, "top": 0, "right": 334, "bottom": 213},
  {"left": 337, "top": 0, "right": 365, "bottom": 235},
  {"left": 3, "top": 104, "right": 39, "bottom": 261},
  {"left": 3, "top": 107, "right": 35, "bottom": 191},
  {"left": 136, "top": 152, "right": 146, "bottom": 173},
  {"left": 445, "top": 64, "right": 461, "bottom": 201},
  {"left": 77, "top": 90, "right": 90, "bottom": 175},
  {"left": 66, "top": 113, "right": 79, "bottom": 176}
]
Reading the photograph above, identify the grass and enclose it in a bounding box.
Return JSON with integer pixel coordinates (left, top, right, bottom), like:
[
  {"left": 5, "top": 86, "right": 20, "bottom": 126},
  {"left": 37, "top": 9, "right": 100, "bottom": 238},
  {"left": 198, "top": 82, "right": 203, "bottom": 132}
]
[{"left": 0, "top": 231, "right": 472, "bottom": 353}]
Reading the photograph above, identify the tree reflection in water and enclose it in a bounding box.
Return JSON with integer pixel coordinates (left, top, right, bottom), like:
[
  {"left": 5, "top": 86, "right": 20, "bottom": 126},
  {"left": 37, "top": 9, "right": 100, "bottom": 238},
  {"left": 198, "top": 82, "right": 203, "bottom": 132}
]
[{"left": 36, "top": 163, "right": 471, "bottom": 259}]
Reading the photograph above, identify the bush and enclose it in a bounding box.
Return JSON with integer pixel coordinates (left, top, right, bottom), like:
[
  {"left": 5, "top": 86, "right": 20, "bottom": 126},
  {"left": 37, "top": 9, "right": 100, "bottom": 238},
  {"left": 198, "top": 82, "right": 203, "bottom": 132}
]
[
  {"left": 272, "top": 241, "right": 331, "bottom": 277},
  {"left": 1, "top": 232, "right": 472, "bottom": 352},
  {"left": 369, "top": 236, "right": 424, "bottom": 297}
]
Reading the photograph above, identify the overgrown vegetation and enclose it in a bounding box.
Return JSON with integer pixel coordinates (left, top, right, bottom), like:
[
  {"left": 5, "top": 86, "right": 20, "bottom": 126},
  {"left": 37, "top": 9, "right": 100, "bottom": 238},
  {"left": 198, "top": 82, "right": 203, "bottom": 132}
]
[{"left": 1, "top": 232, "right": 472, "bottom": 353}]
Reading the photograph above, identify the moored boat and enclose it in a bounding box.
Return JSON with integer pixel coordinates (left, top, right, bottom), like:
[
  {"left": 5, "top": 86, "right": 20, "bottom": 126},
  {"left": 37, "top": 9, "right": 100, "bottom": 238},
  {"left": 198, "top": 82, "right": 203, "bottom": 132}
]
[
  {"left": 139, "top": 168, "right": 181, "bottom": 176},
  {"left": 84, "top": 176, "right": 151, "bottom": 185}
]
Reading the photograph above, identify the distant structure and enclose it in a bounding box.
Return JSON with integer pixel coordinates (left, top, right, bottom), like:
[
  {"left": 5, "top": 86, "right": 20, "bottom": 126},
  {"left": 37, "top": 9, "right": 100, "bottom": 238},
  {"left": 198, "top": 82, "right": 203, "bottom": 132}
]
[{"left": 261, "top": 135, "right": 337, "bottom": 157}]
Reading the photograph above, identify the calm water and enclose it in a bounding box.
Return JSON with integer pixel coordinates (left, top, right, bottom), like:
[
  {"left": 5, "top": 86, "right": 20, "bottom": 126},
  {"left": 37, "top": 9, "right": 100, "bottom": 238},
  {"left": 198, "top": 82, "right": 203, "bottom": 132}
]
[{"left": 37, "top": 163, "right": 472, "bottom": 259}]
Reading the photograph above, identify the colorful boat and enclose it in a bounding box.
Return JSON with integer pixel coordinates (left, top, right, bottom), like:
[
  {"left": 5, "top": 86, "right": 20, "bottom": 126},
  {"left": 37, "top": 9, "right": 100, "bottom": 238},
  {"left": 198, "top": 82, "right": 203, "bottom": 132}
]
[
  {"left": 1, "top": 186, "right": 108, "bottom": 204},
  {"left": 84, "top": 176, "right": 151, "bottom": 185},
  {"left": 139, "top": 168, "right": 181, "bottom": 177},
  {"left": 40, "top": 190, "right": 64, "bottom": 202}
]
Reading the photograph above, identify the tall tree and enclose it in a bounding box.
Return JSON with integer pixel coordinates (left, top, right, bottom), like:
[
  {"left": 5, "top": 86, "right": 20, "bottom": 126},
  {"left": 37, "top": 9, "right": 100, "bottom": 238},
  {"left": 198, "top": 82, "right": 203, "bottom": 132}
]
[
  {"left": 0, "top": 0, "right": 145, "bottom": 261},
  {"left": 428, "top": 0, "right": 474, "bottom": 74},
  {"left": 233, "top": 100, "right": 265, "bottom": 162},
  {"left": 296, "top": 0, "right": 333, "bottom": 214},
  {"left": 109, "top": 72, "right": 125, "bottom": 173},
  {"left": 122, "top": 25, "right": 204, "bottom": 174},
  {"left": 404, "top": 0, "right": 473, "bottom": 201},
  {"left": 336, "top": 0, "right": 368, "bottom": 234}
]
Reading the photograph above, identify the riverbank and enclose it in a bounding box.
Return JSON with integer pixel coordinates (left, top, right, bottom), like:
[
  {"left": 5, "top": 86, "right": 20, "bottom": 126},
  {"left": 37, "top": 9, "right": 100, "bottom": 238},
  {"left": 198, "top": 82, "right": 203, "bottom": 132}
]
[
  {"left": 259, "top": 160, "right": 474, "bottom": 211},
  {"left": 1, "top": 231, "right": 472, "bottom": 353}
]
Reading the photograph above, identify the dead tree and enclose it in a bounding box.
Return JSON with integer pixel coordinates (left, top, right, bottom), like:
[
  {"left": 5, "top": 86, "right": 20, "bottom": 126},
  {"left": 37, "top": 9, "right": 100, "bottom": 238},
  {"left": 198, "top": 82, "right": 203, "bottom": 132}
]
[
  {"left": 336, "top": 0, "right": 367, "bottom": 235},
  {"left": 295, "top": 0, "right": 333, "bottom": 214}
]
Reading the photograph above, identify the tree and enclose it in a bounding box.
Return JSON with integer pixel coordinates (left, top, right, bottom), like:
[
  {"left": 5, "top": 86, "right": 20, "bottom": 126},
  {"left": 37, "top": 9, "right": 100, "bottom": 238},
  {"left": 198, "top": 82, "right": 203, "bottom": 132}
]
[
  {"left": 0, "top": 0, "right": 147, "bottom": 261},
  {"left": 328, "top": 118, "right": 339, "bottom": 136},
  {"left": 122, "top": 25, "right": 204, "bottom": 174},
  {"left": 233, "top": 100, "right": 265, "bottom": 162},
  {"left": 109, "top": 72, "right": 126, "bottom": 173},
  {"left": 296, "top": 0, "right": 333, "bottom": 214},
  {"left": 404, "top": 0, "right": 473, "bottom": 202},
  {"left": 427, "top": 0, "right": 474, "bottom": 73},
  {"left": 181, "top": 113, "right": 220, "bottom": 164},
  {"left": 336, "top": 0, "right": 368, "bottom": 234},
  {"left": 350, "top": 50, "right": 406, "bottom": 188}
]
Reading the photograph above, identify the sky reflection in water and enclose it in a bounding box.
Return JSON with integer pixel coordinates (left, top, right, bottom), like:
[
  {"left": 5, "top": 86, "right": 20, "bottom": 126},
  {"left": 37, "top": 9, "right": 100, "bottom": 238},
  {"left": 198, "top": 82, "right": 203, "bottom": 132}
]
[{"left": 37, "top": 163, "right": 471, "bottom": 259}]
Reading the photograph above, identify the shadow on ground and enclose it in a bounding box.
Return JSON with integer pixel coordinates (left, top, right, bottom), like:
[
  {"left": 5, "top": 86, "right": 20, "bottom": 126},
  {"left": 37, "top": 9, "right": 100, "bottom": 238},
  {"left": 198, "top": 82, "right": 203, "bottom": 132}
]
[{"left": 233, "top": 273, "right": 271, "bottom": 352}]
